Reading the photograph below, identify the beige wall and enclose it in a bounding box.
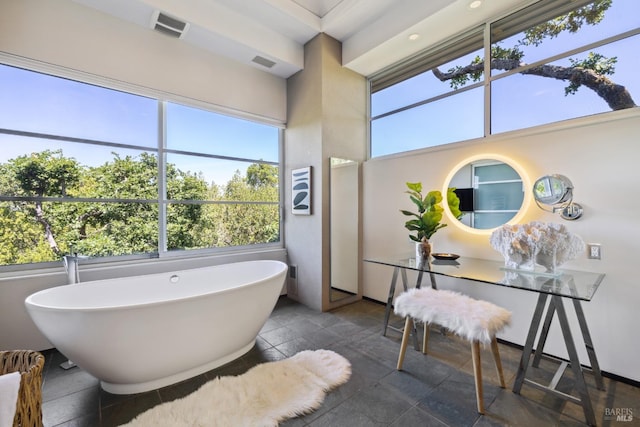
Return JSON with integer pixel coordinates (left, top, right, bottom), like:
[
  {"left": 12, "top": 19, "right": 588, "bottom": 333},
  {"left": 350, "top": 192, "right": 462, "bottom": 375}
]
[
  {"left": 362, "top": 110, "right": 640, "bottom": 382},
  {"left": 0, "top": 0, "right": 286, "bottom": 123},
  {"left": 285, "top": 34, "right": 366, "bottom": 311}
]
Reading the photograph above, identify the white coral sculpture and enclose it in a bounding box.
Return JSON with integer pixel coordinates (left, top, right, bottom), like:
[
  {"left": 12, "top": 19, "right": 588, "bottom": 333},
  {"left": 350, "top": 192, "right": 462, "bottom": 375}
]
[
  {"left": 532, "top": 221, "right": 585, "bottom": 272},
  {"left": 490, "top": 222, "right": 543, "bottom": 270},
  {"left": 490, "top": 221, "right": 585, "bottom": 273}
]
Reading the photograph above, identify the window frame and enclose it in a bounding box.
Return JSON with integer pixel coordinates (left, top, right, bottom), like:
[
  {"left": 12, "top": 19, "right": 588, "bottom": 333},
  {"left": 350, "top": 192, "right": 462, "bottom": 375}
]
[
  {"left": 0, "top": 55, "right": 285, "bottom": 272},
  {"left": 368, "top": 0, "right": 640, "bottom": 158}
]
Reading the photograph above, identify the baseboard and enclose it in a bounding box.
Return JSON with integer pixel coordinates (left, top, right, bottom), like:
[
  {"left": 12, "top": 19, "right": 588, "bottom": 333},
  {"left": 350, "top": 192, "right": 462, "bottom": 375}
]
[{"left": 496, "top": 338, "right": 640, "bottom": 389}]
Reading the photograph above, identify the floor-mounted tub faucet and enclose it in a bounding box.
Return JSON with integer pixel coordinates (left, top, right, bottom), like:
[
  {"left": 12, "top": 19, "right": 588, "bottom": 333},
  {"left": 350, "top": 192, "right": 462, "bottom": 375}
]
[
  {"left": 60, "top": 253, "right": 86, "bottom": 370},
  {"left": 63, "top": 253, "right": 80, "bottom": 285}
]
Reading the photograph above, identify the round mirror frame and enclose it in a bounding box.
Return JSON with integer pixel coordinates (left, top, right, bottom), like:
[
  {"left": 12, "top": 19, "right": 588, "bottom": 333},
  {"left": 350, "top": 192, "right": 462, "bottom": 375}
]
[
  {"left": 442, "top": 154, "right": 531, "bottom": 235},
  {"left": 532, "top": 174, "right": 573, "bottom": 206}
]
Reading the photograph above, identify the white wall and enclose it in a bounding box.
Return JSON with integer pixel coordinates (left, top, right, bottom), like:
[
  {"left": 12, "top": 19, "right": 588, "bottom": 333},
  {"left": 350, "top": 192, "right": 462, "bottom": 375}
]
[
  {"left": 0, "top": 0, "right": 286, "bottom": 123},
  {"left": 362, "top": 109, "right": 640, "bottom": 382}
]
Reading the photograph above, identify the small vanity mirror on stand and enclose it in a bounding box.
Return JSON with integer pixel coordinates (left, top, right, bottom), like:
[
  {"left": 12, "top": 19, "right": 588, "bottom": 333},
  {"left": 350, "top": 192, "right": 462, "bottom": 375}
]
[{"left": 533, "top": 174, "right": 583, "bottom": 220}]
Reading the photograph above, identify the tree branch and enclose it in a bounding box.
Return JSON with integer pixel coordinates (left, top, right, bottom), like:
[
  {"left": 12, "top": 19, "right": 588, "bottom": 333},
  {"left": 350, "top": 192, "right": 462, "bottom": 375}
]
[
  {"left": 433, "top": 58, "right": 636, "bottom": 110},
  {"left": 34, "top": 201, "right": 60, "bottom": 255}
]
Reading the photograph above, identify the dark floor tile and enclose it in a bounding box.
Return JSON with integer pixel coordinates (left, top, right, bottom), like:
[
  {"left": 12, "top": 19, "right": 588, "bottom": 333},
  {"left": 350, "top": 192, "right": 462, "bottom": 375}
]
[
  {"left": 396, "top": 352, "right": 459, "bottom": 389},
  {"left": 332, "top": 382, "right": 414, "bottom": 424},
  {"left": 48, "top": 412, "right": 100, "bottom": 427},
  {"left": 37, "top": 297, "right": 640, "bottom": 427},
  {"left": 417, "top": 375, "right": 484, "bottom": 427},
  {"left": 204, "top": 357, "right": 250, "bottom": 379},
  {"left": 259, "top": 324, "right": 304, "bottom": 347},
  {"left": 379, "top": 370, "right": 437, "bottom": 405},
  {"left": 276, "top": 336, "right": 319, "bottom": 357},
  {"left": 157, "top": 373, "right": 209, "bottom": 402},
  {"left": 42, "top": 387, "right": 99, "bottom": 427},
  {"left": 484, "top": 388, "right": 587, "bottom": 427},
  {"left": 390, "top": 405, "right": 449, "bottom": 427},
  {"left": 100, "top": 392, "right": 162, "bottom": 427},
  {"left": 309, "top": 403, "right": 388, "bottom": 427},
  {"left": 240, "top": 344, "right": 286, "bottom": 366},
  {"left": 42, "top": 367, "right": 100, "bottom": 402}
]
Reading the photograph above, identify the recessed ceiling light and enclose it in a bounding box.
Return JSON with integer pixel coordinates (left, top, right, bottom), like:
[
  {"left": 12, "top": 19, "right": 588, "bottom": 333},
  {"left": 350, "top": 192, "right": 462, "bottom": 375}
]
[
  {"left": 469, "top": 0, "right": 482, "bottom": 9},
  {"left": 408, "top": 33, "right": 420, "bottom": 41}
]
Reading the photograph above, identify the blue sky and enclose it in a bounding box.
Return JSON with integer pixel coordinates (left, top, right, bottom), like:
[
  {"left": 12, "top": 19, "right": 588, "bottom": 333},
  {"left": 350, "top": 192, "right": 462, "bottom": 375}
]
[
  {"left": 370, "top": 0, "right": 639, "bottom": 156},
  {"left": 0, "top": 0, "right": 637, "bottom": 173},
  {"left": 0, "top": 65, "right": 278, "bottom": 186}
]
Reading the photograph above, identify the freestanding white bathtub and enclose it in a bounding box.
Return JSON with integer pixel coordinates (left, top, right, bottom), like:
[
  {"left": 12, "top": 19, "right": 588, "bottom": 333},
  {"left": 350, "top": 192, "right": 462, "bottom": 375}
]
[{"left": 25, "top": 260, "right": 287, "bottom": 394}]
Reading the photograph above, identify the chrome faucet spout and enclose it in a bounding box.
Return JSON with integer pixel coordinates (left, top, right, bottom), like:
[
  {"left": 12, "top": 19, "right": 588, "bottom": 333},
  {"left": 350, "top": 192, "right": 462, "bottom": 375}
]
[
  {"left": 61, "top": 252, "right": 85, "bottom": 370},
  {"left": 63, "top": 254, "right": 80, "bottom": 285}
]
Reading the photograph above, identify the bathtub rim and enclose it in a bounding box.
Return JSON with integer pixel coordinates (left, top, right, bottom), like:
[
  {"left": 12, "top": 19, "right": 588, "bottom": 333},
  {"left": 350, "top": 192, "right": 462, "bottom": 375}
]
[{"left": 24, "top": 259, "right": 288, "bottom": 312}]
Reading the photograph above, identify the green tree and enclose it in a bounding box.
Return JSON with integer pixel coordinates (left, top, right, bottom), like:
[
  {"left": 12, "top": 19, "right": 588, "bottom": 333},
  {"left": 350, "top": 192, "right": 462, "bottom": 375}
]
[
  {"left": 0, "top": 149, "right": 81, "bottom": 256},
  {"left": 71, "top": 152, "right": 161, "bottom": 256},
  {"left": 246, "top": 162, "right": 279, "bottom": 188},
  {"left": 0, "top": 152, "right": 280, "bottom": 265},
  {"left": 166, "top": 163, "right": 209, "bottom": 251},
  {"left": 434, "top": 0, "right": 635, "bottom": 110}
]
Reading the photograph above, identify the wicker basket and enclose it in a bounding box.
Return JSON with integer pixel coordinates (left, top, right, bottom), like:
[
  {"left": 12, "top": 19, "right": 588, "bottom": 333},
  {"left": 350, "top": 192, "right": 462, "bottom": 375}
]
[{"left": 0, "top": 350, "right": 45, "bottom": 427}]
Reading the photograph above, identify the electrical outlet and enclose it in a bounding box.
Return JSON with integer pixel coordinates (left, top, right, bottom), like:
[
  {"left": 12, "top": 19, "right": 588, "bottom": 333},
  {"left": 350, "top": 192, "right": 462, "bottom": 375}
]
[{"left": 587, "top": 244, "right": 601, "bottom": 260}]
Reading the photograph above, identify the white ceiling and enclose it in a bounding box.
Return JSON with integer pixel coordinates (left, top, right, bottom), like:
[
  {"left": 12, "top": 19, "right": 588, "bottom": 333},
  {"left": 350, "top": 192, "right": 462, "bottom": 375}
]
[{"left": 72, "top": 0, "right": 530, "bottom": 78}]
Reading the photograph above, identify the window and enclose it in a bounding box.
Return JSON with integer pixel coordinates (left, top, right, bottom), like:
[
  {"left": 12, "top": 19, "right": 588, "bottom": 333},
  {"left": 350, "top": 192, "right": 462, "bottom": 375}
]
[
  {"left": 0, "top": 64, "right": 281, "bottom": 268},
  {"left": 472, "top": 163, "right": 524, "bottom": 229},
  {"left": 369, "top": 0, "right": 639, "bottom": 157}
]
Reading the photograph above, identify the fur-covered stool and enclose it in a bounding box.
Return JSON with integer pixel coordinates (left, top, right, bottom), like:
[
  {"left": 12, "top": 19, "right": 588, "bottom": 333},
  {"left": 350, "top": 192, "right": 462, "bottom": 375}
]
[{"left": 394, "top": 287, "right": 511, "bottom": 414}]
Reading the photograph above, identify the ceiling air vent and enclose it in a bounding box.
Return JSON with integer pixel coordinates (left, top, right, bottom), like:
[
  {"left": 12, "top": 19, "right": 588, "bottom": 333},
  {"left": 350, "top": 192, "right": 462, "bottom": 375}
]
[
  {"left": 252, "top": 56, "right": 277, "bottom": 69},
  {"left": 151, "top": 11, "right": 189, "bottom": 39}
]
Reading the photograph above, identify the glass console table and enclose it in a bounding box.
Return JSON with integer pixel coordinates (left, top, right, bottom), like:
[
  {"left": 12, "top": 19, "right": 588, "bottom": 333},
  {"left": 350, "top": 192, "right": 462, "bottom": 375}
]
[{"left": 364, "top": 255, "right": 605, "bottom": 426}]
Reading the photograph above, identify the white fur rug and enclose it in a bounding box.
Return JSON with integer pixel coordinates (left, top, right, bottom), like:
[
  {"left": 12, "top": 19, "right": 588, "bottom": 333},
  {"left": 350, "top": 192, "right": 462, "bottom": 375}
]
[{"left": 119, "top": 349, "right": 351, "bottom": 427}]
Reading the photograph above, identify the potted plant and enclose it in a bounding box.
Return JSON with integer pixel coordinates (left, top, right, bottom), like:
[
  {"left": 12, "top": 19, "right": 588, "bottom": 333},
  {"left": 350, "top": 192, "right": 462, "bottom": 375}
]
[{"left": 400, "top": 182, "right": 462, "bottom": 260}]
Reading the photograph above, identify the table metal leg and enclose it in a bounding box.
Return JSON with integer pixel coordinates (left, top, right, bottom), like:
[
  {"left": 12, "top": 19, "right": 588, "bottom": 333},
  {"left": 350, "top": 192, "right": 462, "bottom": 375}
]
[
  {"left": 416, "top": 260, "right": 437, "bottom": 290},
  {"left": 400, "top": 268, "right": 409, "bottom": 292},
  {"left": 513, "top": 293, "right": 548, "bottom": 393},
  {"left": 573, "top": 299, "right": 605, "bottom": 390},
  {"left": 532, "top": 297, "right": 556, "bottom": 368},
  {"left": 382, "top": 267, "right": 420, "bottom": 350},
  {"left": 554, "top": 296, "right": 597, "bottom": 426},
  {"left": 382, "top": 267, "right": 399, "bottom": 336}
]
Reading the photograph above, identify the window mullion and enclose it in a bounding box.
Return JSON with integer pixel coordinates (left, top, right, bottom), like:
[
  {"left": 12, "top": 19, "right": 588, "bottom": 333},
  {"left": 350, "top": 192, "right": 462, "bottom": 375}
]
[
  {"left": 158, "top": 101, "right": 168, "bottom": 255},
  {"left": 484, "top": 22, "right": 491, "bottom": 138}
]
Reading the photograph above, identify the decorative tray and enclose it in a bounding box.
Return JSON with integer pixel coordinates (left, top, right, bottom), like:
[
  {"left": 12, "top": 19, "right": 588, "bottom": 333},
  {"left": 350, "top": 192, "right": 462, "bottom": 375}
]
[{"left": 432, "top": 253, "right": 460, "bottom": 261}]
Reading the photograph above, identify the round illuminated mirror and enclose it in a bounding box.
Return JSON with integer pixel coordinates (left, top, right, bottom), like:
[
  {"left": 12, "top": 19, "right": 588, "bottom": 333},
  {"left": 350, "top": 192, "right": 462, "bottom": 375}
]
[{"left": 443, "top": 155, "right": 530, "bottom": 232}]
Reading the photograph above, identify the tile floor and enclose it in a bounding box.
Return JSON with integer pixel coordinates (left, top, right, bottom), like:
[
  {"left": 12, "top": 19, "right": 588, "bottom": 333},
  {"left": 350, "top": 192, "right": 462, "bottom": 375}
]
[{"left": 39, "top": 297, "right": 639, "bottom": 426}]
